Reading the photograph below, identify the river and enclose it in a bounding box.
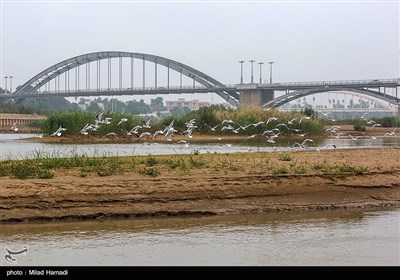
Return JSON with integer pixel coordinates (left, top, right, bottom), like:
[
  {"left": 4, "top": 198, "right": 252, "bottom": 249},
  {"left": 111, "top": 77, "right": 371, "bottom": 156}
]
[
  {"left": 1, "top": 134, "right": 399, "bottom": 266},
  {"left": 0, "top": 209, "right": 399, "bottom": 266},
  {"left": 1, "top": 133, "right": 399, "bottom": 160}
]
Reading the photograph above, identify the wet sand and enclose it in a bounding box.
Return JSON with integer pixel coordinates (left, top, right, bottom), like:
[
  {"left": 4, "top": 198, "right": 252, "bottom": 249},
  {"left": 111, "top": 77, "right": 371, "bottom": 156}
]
[{"left": 0, "top": 148, "right": 399, "bottom": 223}]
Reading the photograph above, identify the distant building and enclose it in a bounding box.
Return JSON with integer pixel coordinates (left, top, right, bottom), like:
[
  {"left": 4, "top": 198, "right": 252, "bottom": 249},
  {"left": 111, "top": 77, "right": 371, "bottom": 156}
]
[{"left": 165, "top": 98, "right": 210, "bottom": 111}]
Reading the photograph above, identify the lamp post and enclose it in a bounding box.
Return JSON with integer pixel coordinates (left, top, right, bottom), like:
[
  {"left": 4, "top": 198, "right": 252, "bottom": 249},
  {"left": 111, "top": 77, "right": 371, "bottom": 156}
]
[
  {"left": 268, "top": 61, "right": 274, "bottom": 84},
  {"left": 239, "top": 61, "right": 245, "bottom": 84},
  {"left": 4, "top": 76, "right": 8, "bottom": 94},
  {"left": 9, "top": 76, "right": 13, "bottom": 93},
  {"left": 249, "top": 60, "right": 255, "bottom": 83},
  {"left": 258, "top": 62, "right": 264, "bottom": 84}
]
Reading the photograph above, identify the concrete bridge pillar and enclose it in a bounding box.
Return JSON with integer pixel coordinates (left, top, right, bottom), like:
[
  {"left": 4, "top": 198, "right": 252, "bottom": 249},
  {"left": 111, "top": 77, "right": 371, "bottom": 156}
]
[{"left": 238, "top": 87, "right": 274, "bottom": 108}]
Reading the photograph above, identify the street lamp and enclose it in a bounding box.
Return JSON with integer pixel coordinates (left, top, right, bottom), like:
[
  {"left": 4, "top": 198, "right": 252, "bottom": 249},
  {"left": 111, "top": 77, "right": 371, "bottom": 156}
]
[
  {"left": 4, "top": 76, "right": 8, "bottom": 94},
  {"left": 249, "top": 60, "right": 255, "bottom": 83},
  {"left": 9, "top": 76, "right": 13, "bottom": 93},
  {"left": 239, "top": 61, "right": 245, "bottom": 84},
  {"left": 258, "top": 62, "right": 264, "bottom": 84},
  {"left": 268, "top": 61, "right": 274, "bottom": 84}
]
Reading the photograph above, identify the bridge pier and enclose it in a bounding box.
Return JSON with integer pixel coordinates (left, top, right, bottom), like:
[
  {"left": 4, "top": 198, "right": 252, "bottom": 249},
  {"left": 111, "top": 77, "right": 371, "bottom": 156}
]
[{"left": 238, "top": 87, "right": 274, "bottom": 108}]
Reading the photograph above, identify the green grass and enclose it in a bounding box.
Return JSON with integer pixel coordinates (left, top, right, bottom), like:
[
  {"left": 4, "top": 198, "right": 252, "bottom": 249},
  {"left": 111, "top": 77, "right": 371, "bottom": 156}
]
[
  {"left": 139, "top": 167, "right": 160, "bottom": 177},
  {"left": 279, "top": 154, "right": 292, "bottom": 161}
]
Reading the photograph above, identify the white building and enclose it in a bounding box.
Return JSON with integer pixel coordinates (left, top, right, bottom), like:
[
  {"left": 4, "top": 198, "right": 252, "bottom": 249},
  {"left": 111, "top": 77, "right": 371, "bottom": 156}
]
[{"left": 166, "top": 98, "right": 210, "bottom": 111}]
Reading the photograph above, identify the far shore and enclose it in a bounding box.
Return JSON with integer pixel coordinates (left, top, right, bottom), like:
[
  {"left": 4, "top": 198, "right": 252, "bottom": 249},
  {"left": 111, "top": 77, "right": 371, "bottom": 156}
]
[{"left": 0, "top": 148, "right": 399, "bottom": 223}]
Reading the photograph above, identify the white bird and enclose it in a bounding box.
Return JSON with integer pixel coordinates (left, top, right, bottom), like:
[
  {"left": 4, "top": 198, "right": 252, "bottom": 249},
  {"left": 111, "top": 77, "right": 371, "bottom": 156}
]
[
  {"left": 117, "top": 118, "right": 128, "bottom": 126},
  {"left": 252, "top": 121, "right": 265, "bottom": 128},
  {"left": 138, "top": 132, "right": 152, "bottom": 139},
  {"left": 10, "top": 121, "right": 18, "bottom": 132},
  {"left": 165, "top": 127, "right": 177, "bottom": 138},
  {"left": 383, "top": 128, "right": 397, "bottom": 137},
  {"left": 348, "top": 134, "right": 362, "bottom": 141},
  {"left": 105, "top": 132, "right": 118, "bottom": 138},
  {"left": 221, "top": 119, "right": 235, "bottom": 125},
  {"left": 296, "top": 133, "right": 309, "bottom": 137},
  {"left": 176, "top": 140, "right": 189, "bottom": 145},
  {"left": 316, "top": 144, "right": 337, "bottom": 151},
  {"left": 326, "top": 125, "right": 341, "bottom": 134},
  {"left": 299, "top": 116, "right": 311, "bottom": 123},
  {"left": 221, "top": 125, "right": 235, "bottom": 131},
  {"left": 244, "top": 134, "right": 260, "bottom": 141},
  {"left": 142, "top": 119, "right": 152, "bottom": 128},
  {"left": 50, "top": 125, "right": 66, "bottom": 137},
  {"left": 125, "top": 125, "right": 142, "bottom": 136},
  {"left": 287, "top": 118, "right": 298, "bottom": 125},
  {"left": 276, "top": 123, "right": 290, "bottom": 130},
  {"left": 370, "top": 123, "right": 382, "bottom": 130},
  {"left": 232, "top": 127, "right": 242, "bottom": 134},
  {"left": 266, "top": 135, "right": 277, "bottom": 143},
  {"left": 301, "top": 139, "right": 314, "bottom": 146},
  {"left": 95, "top": 112, "right": 104, "bottom": 122},
  {"left": 334, "top": 132, "right": 346, "bottom": 138},
  {"left": 265, "top": 117, "right": 278, "bottom": 125},
  {"left": 185, "top": 119, "right": 196, "bottom": 128},
  {"left": 368, "top": 136, "right": 381, "bottom": 143},
  {"left": 152, "top": 130, "right": 164, "bottom": 139},
  {"left": 319, "top": 112, "right": 331, "bottom": 118},
  {"left": 205, "top": 123, "right": 221, "bottom": 131},
  {"left": 292, "top": 142, "right": 306, "bottom": 149},
  {"left": 80, "top": 124, "right": 91, "bottom": 135},
  {"left": 101, "top": 118, "right": 112, "bottom": 124},
  {"left": 359, "top": 112, "right": 369, "bottom": 120}
]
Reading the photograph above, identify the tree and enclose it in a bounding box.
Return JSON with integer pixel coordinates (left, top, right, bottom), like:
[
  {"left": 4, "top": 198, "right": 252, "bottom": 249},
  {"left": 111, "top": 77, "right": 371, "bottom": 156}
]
[
  {"left": 22, "top": 97, "right": 81, "bottom": 113},
  {"left": 303, "top": 107, "right": 315, "bottom": 117},
  {"left": 150, "top": 97, "right": 165, "bottom": 111},
  {"left": 170, "top": 106, "right": 190, "bottom": 116},
  {"left": 125, "top": 99, "right": 151, "bottom": 115}
]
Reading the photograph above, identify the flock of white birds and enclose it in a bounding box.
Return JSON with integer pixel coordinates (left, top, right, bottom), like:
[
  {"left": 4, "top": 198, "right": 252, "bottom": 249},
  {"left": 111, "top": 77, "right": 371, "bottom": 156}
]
[{"left": 9, "top": 111, "right": 398, "bottom": 151}]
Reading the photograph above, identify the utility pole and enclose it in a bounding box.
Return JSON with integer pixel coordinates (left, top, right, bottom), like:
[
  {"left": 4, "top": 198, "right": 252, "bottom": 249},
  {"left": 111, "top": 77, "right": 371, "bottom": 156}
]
[
  {"left": 258, "top": 62, "right": 264, "bottom": 84},
  {"left": 249, "top": 60, "right": 255, "bottom": 83},
  {"left": 239, "top": 60, "right": 245, "bottom": 84},
  {"left": 9, "top": 75, "right": 13, "bottom": 93},
  {"left": 268, "top": 61, "right": 274, "bottom": 84},
  {"left": 4, "top": 76, "right": 8, "bottom": 94}
]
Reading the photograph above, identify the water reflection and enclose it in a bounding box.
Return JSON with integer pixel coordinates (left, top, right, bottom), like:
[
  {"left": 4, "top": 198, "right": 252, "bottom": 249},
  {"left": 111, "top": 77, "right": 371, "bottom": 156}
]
[{"left": 1, "top": 209, "right": 399, "bottom": 266}]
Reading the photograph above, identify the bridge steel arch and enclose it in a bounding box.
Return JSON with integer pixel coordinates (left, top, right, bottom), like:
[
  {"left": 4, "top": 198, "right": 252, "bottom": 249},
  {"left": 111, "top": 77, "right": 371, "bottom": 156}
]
[
  {"left": 12, "top": 51, "right": 239, "bottom": 106},
  {"left": 261, "top": 87, "right": 400, "bottom": 110}
]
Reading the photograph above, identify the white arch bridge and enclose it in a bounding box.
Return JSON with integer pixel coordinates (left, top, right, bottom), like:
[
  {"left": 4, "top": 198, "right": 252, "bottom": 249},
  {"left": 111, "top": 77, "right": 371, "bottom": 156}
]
[{"left": 2, "top": 51, "right": 400, "bottom": 112}]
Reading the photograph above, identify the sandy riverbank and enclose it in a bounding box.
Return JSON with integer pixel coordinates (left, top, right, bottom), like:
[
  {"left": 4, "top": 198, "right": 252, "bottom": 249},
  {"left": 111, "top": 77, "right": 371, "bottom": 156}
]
[{"left": 0, "top": 148, "right": 399, "bottom": 223}]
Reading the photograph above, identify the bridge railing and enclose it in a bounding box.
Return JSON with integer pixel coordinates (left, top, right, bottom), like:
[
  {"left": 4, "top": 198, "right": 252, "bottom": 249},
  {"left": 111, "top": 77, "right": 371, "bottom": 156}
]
[
  {"left": 230, "top": 78, "right": 399, "bottom": 88},
  {"left": 36, "top": 84, "right": 237, "bottom": 94},
  {"left": 271, "top": 78, "right": 398, "bottom": 87}
]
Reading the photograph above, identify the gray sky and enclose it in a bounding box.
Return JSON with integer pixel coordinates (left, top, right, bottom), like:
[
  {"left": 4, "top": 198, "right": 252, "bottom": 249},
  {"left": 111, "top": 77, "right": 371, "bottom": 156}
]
[{"left": 1, "top": 0, "right": 399, "bottom": 104}]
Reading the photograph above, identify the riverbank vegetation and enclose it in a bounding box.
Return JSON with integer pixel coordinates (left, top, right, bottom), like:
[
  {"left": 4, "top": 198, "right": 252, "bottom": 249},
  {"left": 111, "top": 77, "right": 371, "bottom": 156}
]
[
  {"left": 35, "top": 106, "right": 400, "bottom": 140},
  {"left": 2, "top": 148, "right": 397, "bottom": 180},
  {"left": 37, "top": 106, "right": 326, "bottom": 137}
]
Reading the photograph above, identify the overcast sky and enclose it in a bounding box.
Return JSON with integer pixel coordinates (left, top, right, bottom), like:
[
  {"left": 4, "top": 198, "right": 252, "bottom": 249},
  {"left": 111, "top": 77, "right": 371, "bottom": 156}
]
[{"left": 0, "top": 0, "right": 399, "bottom": 103}]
